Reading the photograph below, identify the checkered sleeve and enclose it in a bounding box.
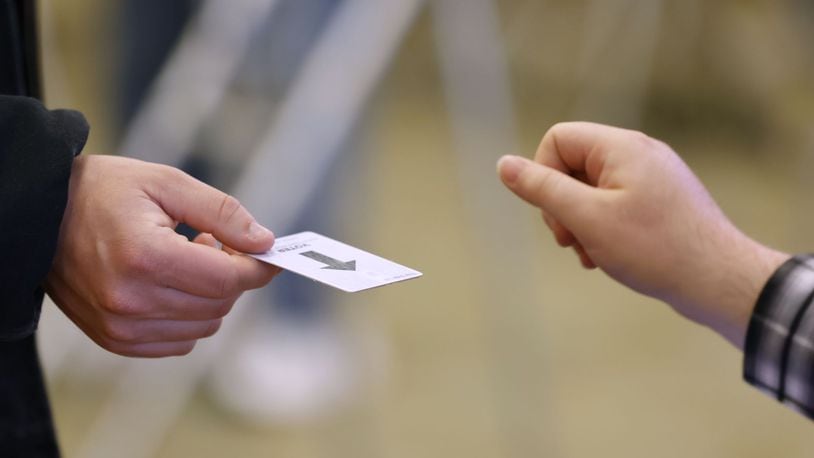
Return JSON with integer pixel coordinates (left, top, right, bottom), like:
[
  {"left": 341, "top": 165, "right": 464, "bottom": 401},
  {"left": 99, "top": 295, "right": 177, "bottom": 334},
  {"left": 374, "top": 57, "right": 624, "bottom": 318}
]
[{"left": 744, "top": 254, "right": 814, "bottom": 418}]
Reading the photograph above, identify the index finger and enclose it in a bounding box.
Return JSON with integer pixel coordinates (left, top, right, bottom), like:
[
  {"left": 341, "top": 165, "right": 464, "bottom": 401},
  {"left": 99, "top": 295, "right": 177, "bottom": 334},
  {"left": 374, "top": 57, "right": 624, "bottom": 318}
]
[
  {"left": 535, "top": 122, "right": 639, "bottom": 184},
  {"left": 149, "top": 166, "right": 275, "bottom": 254}
]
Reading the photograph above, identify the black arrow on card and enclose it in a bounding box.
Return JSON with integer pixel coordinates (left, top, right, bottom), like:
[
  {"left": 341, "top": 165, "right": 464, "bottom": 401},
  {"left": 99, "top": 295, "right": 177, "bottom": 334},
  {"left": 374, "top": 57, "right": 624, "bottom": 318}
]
[{"left": 300, "top": 251, "right": 357, "bottom": 271}]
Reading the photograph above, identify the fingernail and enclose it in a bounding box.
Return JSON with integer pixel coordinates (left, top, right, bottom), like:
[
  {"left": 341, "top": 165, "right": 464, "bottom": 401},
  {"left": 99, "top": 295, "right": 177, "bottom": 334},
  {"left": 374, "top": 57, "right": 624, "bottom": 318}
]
[
  {"left": 497, "top": 155, "right": 527, "bottom": 184},
  {"left": 248, "top": 221, "right": 273, "bottom": 241}
]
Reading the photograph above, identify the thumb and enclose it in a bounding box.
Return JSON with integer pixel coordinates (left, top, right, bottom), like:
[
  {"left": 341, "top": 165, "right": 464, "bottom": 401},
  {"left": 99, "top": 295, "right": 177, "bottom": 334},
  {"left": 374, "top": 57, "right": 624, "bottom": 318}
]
[
  {"left": 155, "top": 169, "right": 275, "bottom": 254},
  {"left": 497, "top": 155, "right": 597, "bottom": 227}
]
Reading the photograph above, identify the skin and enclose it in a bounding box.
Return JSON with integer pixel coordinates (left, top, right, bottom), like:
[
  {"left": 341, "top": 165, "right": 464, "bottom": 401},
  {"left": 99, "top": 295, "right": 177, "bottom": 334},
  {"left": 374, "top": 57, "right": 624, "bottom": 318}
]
[
  {"left": 45, "top": 155, "right": 281, "bottom": 357},
  {"left": 497, "top": 122, "right": 789, "bottom": 349}
]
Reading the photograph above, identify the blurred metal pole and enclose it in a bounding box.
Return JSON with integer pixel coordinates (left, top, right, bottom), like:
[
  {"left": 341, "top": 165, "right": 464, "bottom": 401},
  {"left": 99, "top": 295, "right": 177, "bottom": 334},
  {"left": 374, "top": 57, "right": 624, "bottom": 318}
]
[
  {"left": 230, "top": 1, "right": 422, "bottom": 233},
  {"left": 76, "top": 1, "right": 424, "bottom": 457},
  {"left": 432, "top": 1, "right": 559, "bottom": 456},
  {"left": 119, "top": 0, "right": 280, "bottom": 165}
]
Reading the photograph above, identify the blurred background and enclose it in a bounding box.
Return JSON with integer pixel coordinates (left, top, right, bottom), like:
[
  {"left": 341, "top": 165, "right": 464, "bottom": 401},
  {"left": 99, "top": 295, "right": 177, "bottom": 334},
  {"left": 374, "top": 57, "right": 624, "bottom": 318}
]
[{"left": 34, "top": 0, "right": 814, "bottom": 457}]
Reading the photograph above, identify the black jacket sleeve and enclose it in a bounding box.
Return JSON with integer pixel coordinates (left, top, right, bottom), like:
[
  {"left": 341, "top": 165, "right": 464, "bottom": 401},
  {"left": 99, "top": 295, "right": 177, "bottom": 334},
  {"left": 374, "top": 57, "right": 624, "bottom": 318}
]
[{"left": 0, "top": 95, "right": 88, "bottom": 340}]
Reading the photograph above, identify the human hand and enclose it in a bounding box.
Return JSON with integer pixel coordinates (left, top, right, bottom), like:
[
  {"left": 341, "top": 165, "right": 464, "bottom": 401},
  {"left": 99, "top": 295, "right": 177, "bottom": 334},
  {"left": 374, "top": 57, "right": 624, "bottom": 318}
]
[
  {"left": 45, "top": 155, "right": 281, "bottom": 357},
  {"left": 497, "top": 122, "right": 788, "bottom": 348}
]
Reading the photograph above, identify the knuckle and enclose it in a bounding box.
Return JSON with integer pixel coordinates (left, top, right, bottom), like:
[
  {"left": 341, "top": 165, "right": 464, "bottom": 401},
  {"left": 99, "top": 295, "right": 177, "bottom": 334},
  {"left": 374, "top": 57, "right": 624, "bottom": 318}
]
[
  {"left": 173, "top": 341, "right": 197, "bottom": 356},
  {"left": 538, "top": 124, "right": 561, "bottom": 153},
  {"left": 124, "top": 251, "right": 155, "bottom": 275},
  {"left": 99, "top": 339, "right": 130, "bottom": 356},
  {"left": 541, "top": 122, "right": 574, "bottom": 147},
  {"left": 156, "top": 163, "right": 187, "bottom": 182},
  {"left": 100, "top": 288, "right": 138, "bottom": 315},
  {"left": 117, "top": 242, "right": 160, "bottom": 276},
  {"left": 212, "top": 299, "right": 235, "bottom": 318},
  {"left": 101, "top": 319, "right": 138, "bottom": 343},
  {"left": 547, "top": 121, "right": 571, "bottom": 135},
  {"left": 217, "top": 194, "right": 243, "bottom": 225},
  {"left": 151, "top": 164, "right": 190, "bottom": 198},
  {"left": 202, "top": 319, "right": 223, "bottom": 338},
  {"left": 627, "top": 130, "right": 661, "bottom": 151},
  {"left": 652, "top": 138, "right": 675, "bottom": 157}
]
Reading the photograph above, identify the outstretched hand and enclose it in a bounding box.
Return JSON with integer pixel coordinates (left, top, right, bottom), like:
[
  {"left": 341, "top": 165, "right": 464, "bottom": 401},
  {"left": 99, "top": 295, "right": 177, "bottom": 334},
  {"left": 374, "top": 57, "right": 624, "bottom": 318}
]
[
  {"left": 45, "top": 155, "right": 280, "bottom": 357},
  {"left": 498, "top": 122, "right": 788, "bottom": 348}
]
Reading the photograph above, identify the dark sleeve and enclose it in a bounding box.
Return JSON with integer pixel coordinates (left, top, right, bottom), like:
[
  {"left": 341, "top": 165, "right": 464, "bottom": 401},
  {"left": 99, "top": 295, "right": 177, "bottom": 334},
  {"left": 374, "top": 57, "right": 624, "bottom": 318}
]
[
  {"left": 0, "top": 95, "right": 88, "bottom": 340},
  {"left": 744, "top": 254, "right": 814, "bottom": 418}
]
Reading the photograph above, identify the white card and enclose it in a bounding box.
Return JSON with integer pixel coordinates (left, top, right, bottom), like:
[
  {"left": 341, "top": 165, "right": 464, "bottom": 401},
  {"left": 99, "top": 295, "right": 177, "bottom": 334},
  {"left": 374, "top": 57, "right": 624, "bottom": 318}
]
[{"left": 249, "top": 231, "right": 422, "bottom": 293}]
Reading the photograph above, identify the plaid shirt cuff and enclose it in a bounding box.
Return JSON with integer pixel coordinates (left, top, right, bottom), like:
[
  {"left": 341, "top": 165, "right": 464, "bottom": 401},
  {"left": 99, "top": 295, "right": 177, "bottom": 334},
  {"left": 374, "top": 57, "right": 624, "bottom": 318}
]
[{"left": 744, "top": 254, "right": 814, "bottom": 418}]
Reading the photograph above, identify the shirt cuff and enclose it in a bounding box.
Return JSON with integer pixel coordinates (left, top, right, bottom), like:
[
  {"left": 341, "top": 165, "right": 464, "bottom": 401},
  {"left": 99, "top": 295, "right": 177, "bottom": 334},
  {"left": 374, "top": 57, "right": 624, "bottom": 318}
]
[{"left": 744, "top": 254, "right": 814, "bottom": 418}]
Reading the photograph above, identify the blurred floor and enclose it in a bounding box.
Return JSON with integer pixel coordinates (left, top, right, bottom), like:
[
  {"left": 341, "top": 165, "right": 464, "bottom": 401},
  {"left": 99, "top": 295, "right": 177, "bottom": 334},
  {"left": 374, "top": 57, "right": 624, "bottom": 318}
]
[{"left": 41, "top": 1, "right": 814, "bottom": 457}]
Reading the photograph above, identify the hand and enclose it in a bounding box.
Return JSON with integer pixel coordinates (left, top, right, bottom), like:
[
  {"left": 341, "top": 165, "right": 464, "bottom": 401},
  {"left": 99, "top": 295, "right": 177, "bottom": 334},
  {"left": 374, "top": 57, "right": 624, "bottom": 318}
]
[
  {"left": 45, "top": 155, "right": 281, "bottom": 357},
  {"left": 497, "top": 122, "right": 788, "bottom": 348}
]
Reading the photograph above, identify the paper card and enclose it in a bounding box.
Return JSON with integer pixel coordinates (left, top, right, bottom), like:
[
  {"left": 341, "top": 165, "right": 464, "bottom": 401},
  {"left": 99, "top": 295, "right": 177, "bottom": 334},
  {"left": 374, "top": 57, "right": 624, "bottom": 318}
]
[{"left": 249, "top": 231, "right": 422, "bottom": 293}]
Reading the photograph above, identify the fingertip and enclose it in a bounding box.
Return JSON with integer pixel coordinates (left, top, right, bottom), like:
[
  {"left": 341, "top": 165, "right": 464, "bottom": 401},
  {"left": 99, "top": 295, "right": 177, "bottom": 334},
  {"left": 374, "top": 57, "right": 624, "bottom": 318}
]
[
  {"left": 259, "top": 261, "right": 283, "bottom": 284},
  {"left": 574, "top": 244, "right": 596, "bottom": 269},
  {"left": 497, "top": 155, "right": 530, "bottom": 185},
  {"left": 248, "top": 221, "right": 274, "bottom": 243},
  {"left": 245, "top": 221, "right": 275, "bottom": 253},
  {"left": 582, "top": 258, "right": 597, "bottom": 269},
  {"left": 555, "top": 230, "right": 577, "bottom": 247},
  {"left": 268, "top": 264, "right": 283, "bottom": 281}
]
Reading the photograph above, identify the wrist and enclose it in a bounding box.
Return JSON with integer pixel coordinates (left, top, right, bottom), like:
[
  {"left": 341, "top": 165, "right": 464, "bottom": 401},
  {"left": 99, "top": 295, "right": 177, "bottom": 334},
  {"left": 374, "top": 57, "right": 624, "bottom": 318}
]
[{"left": 697, "top": 235, "right": 789, "bottom": 350}]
